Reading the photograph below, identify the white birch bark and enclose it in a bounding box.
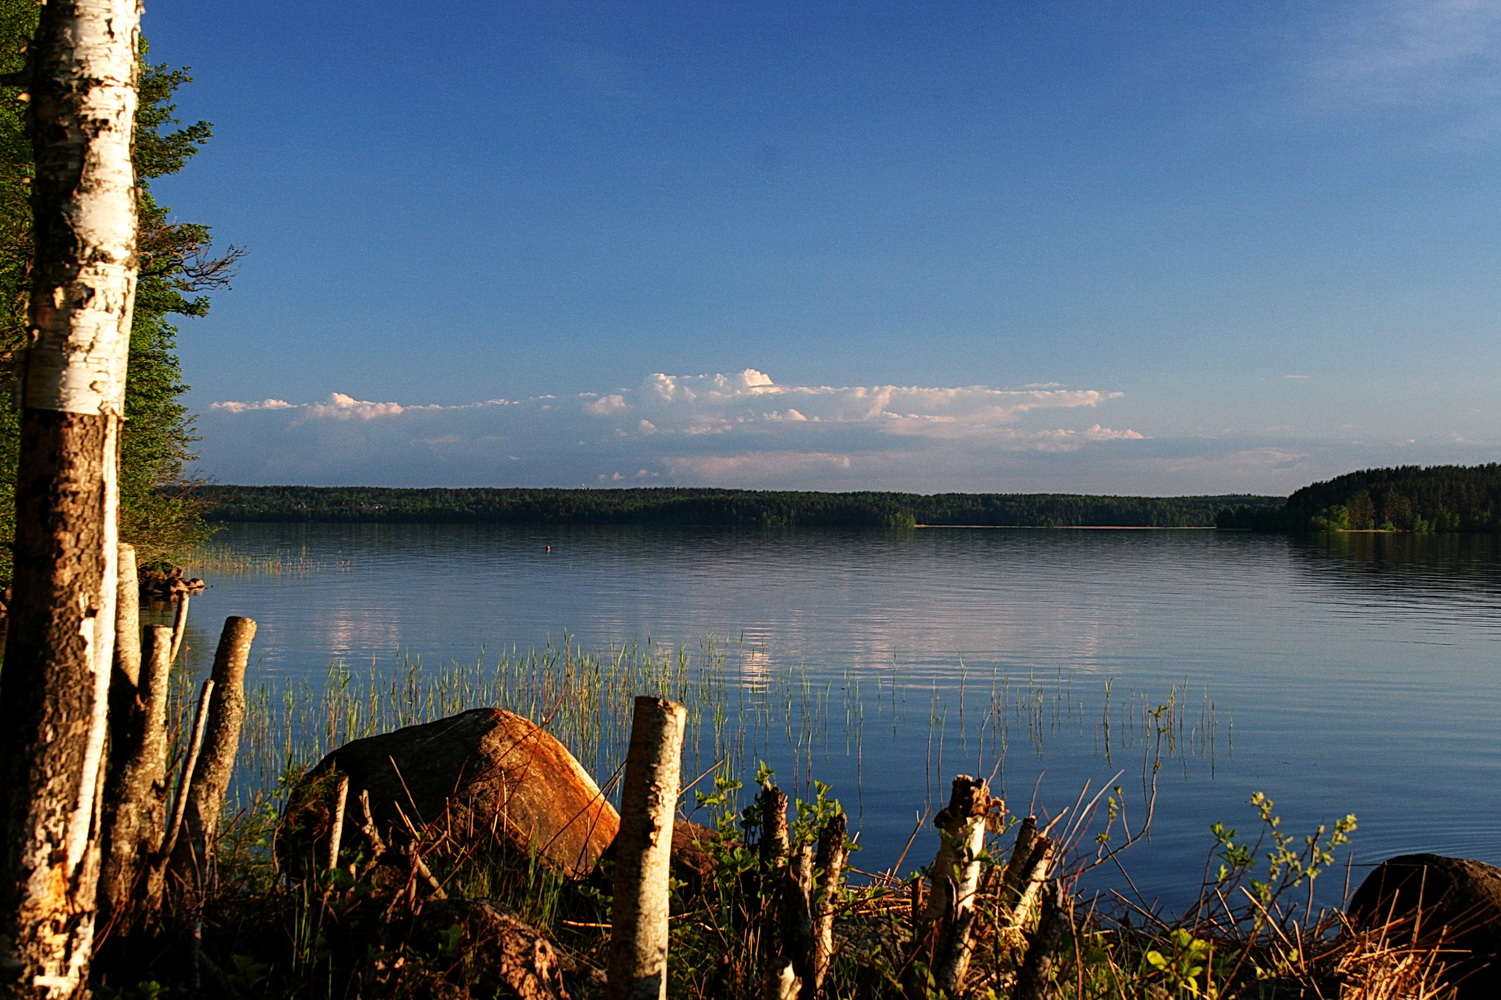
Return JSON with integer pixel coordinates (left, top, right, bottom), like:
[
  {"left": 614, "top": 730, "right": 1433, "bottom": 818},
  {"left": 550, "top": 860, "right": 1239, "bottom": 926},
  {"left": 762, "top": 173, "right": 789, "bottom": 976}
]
[
  {"left": 0, "top": 1, "right": 140, "bottom": 995},
  {"left": 606, "top": 696, "right": 687, "bottom": 1000}
]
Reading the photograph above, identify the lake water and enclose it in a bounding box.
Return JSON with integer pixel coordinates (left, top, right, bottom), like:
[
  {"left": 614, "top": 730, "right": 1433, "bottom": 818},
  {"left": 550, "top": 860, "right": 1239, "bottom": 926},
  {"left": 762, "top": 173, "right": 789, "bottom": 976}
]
[{"left": 173, "top": 522, "right": 1501, "bottom": 911}]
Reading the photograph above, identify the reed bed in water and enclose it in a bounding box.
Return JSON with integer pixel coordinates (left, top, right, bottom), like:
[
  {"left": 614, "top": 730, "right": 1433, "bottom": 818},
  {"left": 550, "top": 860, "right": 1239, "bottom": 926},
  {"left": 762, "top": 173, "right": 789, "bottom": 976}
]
[
  {"left": 180, "top": 542, "right": 343, "bottom": 576},
  {"left": 223, "top": 637, "right": 1223, "bottom": 833}
]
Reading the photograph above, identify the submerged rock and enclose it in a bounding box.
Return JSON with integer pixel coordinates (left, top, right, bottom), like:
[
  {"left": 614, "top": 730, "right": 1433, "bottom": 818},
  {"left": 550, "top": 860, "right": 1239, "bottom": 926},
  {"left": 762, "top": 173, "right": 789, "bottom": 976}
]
[
  {"left": 1348, "top": 852, "right": 1501, "bottom": 999},
  {"left": 283, "top": 707, "right": 620, "bottom": 879}
]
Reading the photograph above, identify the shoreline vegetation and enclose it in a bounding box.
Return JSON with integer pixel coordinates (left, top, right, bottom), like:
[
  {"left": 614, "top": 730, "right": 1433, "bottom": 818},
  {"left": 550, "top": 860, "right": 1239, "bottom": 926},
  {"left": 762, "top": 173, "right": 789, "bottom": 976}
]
[{"left": 91, "top": 622, "right": 1446, "bottom": 999}]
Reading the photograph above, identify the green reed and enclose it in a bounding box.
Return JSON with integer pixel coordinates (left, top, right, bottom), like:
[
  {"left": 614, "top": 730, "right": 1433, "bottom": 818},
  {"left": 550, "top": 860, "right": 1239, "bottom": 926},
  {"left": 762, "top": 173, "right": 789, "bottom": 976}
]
[{"left": 220, "top": 630, "right": 1223, "bottom": 858}]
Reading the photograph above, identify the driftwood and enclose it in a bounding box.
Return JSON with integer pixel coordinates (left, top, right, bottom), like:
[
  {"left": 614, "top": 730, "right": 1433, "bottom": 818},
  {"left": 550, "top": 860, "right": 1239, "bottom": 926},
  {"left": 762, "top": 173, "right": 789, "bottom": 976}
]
[{"left": 606, "top": 696, "right": 687, "bottom": 1000}]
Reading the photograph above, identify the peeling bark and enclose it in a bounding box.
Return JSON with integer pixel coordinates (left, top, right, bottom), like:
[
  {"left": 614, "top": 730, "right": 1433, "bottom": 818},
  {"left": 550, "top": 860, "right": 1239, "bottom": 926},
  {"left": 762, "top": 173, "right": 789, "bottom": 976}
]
[{"left": 0, "top": 0, "right": 141, "bottom": 992}]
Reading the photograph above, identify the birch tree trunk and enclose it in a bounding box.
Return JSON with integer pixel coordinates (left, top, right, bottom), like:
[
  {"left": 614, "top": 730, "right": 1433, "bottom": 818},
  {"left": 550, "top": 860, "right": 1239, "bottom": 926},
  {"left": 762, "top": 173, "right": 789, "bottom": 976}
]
[
  {"left": 606, "top": 696, "right": 687, "bottom": 1000},
  {"left": 0, "top": 1, "right": 140, "bottom": 995}
]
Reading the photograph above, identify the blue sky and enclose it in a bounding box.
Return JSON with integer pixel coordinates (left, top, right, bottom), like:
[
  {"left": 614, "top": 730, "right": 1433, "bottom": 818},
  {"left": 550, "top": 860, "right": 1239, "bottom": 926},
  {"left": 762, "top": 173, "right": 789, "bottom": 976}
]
[{"left": 143, "top": 1, "right": 1501, "bottom": 494}]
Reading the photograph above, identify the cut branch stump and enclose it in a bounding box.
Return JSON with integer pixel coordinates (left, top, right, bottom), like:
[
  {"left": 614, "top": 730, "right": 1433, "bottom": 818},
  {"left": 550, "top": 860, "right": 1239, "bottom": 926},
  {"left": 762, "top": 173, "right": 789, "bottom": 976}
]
[
  {"left": 921, "top": 775, "right": 999, "bottom": 997},
  {"left": 169, "top": 616, "right": 255, "bottom": 895},
  {"left": 606, "top": 696, "right": 687, "bottom": 1000}
]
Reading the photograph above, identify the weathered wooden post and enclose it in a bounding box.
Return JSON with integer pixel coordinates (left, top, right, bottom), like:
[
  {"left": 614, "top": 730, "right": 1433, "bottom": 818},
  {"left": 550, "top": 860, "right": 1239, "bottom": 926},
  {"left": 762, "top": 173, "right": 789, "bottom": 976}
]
[
  {"left": 606, "top": 696, "right": 687, "bottom": 1000},
  {"left": 1013, "top": 881, "right": 1071, "bottom": 1000},
  {"left": 998, "top": 816, "right": 1055, "bottom": 955},
  {"left": 169, "top": 616, "right": 255, "bottom": 892},
  {"left": 114, "top": 543, "right": 140, "bottom": 684}
]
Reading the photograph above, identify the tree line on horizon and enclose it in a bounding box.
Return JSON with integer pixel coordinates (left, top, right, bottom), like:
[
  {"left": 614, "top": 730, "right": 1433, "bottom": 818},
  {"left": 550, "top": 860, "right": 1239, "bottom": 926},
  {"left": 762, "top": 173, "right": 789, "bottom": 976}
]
[
  {"left": 190, "top": 485, "right": 1284, "bottom": 529},
  {"left": 1215, "top": 463, "right": 1501, "bottom": 533}
]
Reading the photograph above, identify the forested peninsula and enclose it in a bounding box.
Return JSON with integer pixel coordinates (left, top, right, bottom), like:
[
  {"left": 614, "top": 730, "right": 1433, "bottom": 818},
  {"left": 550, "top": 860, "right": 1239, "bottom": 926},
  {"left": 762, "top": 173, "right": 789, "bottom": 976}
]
[
  {"left": 1215, "top": 463, "right": 1501, "bottom": 532},
  {"left": 194, "top": 485, "right": 1281, "bottom": 528}
]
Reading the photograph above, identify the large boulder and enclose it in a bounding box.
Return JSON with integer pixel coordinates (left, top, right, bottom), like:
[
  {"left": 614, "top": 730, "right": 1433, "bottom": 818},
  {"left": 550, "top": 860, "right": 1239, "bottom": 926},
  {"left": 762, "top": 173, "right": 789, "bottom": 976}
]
[
  {"left": 1348, "top": 853, "right": 1501, "bottom": 999},
  {"left": 283, "top": 708, "right": 619, "bottom": 879}
]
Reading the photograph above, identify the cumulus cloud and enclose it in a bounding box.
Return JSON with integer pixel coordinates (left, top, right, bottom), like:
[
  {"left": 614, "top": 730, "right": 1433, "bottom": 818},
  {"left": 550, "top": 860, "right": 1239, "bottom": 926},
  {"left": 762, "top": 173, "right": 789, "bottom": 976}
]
[
  {"left": 304, "top": 392, "right": 407, "bottom": 421},
  {"left": 210, "top": 398, "right": 294, "bottom": 414},
  {"left": 198, "top": 369, "right": 1144, "bottom": 490}
]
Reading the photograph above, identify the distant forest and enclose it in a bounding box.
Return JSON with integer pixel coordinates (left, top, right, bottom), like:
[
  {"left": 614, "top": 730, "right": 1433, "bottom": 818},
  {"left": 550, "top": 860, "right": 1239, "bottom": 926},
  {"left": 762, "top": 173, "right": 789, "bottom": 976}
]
[
  {"left": 192, "top": 486, "right": 1283, "bottom": 529},
  {"left": 1216, "top": 463, "right": 1501, "bottom": 532}
]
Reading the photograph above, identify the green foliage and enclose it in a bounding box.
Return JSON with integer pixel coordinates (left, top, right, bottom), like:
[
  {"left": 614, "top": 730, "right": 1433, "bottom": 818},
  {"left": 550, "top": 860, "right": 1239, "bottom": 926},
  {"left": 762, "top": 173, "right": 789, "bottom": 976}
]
[
  {"left": 1140, "top": 927, "right": 1228, "bottom": 998},
  {"left": 1285, "top": 463, "right": 1501, "bottom": 533},
  {"left": 0, "top": 22, "right": 232, "bottom": 575},
  {"left": 1209, "top": 792, "right": 1356, "bottom": 912}
]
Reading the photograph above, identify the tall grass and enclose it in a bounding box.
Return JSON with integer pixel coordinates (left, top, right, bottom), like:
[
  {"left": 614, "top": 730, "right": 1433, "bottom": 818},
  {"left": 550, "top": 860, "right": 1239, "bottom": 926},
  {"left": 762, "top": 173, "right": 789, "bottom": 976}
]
[{"left": 213, "top": 633, "right": 1223, "bottom": 879}]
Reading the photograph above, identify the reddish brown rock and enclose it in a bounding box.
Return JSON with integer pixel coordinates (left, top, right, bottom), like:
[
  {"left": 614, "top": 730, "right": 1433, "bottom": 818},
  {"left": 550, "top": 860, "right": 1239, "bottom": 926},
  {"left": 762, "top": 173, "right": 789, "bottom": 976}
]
[{"left": 284, "top": 708, "right": 619, "bottom": 879}]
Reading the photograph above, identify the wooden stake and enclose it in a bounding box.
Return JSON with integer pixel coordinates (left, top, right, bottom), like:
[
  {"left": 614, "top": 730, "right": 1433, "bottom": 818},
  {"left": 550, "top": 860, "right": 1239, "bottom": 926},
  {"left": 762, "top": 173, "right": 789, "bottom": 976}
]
[
  {"left": 1013, "top": 881, "right": 1071, "bottom": 1000},
  {"left": 766, "top": 844, "right": 815, "bottom": 1000},
  {"left": 326, "top": 775, "right": 350, "bottom": 873},
  {"left": 171, "top": 616, "right": 255, "bottom": 891},
  {"left": 760, "top": 783, "right": 790, "bottom": 869},
  {"left": 606, "top": 696, "right": 687, "bottom": 1000},
  {"left": 808, "top": 813, "right": 849, "bottom": 999},
  {"left": 114, "top": 543, "right": 140, "bottom": 687}
]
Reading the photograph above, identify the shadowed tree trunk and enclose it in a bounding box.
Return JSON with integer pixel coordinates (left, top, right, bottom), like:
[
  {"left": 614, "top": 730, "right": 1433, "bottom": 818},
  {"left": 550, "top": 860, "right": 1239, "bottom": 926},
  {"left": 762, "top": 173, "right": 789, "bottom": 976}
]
[
  {"left": 99, "top": 625, "right": 173, "bottom": 936},
  {"left": 0, "top": 1, "right": 141, "bottom": 995},
  {"left": 169, "top": 616, "right": 255, "bottom": 896}
]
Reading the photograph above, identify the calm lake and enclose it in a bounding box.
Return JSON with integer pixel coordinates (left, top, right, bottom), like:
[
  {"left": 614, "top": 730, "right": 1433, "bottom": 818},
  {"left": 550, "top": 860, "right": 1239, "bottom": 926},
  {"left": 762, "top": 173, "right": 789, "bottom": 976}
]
[{"left": 175, "top": 522, "right": 1501, "bottom": 910}]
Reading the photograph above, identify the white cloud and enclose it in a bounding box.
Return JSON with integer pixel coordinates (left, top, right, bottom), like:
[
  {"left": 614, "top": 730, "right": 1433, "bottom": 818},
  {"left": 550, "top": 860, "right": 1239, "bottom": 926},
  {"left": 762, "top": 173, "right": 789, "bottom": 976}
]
[
  {"left": 303, "top": 392, "right": 406, "bottom": 421},
  {"left": 199, "top": 369, "right": 1144, "bottom": 489},
  {"left": 585, "top": 393, "right": 629, "bottom": 415},
  {"left": 210, "top": 398, "right": 294, "bottom": 414}
]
